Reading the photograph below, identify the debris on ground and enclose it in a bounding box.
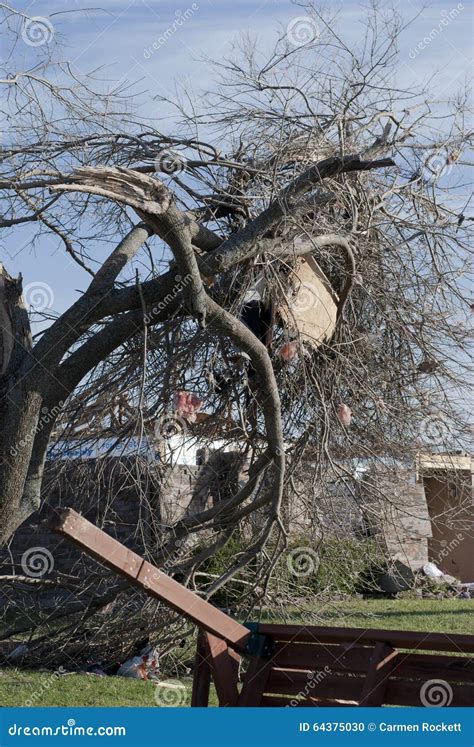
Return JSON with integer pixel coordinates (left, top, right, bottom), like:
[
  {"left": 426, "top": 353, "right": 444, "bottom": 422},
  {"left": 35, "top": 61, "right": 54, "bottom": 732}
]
[
  {"left": 83, "top": 665, "right": 107, "bottom": 676},
  {"left": 378, "top": 561, "right": 414, "bottom": 593},
  {"left": 6, "top": 644, "right": 29, "bottom": 662},
  {"left": 423, "top": 561, "right": 444, "bottom": 579},
  {"left": 279, "top": 341, "right": 298, "bottom": 362},
  {"left": 422, "top": 561, "right": 459, "bottom": 586},
  {"left": 458, "top": 582, "right": 474, "bottom": 599},
  {"left": 117, "top": 645, "right": 160, "bottom": 681},
  {"left": 337, "top": 403, "right": 352, "bottom": 427}
]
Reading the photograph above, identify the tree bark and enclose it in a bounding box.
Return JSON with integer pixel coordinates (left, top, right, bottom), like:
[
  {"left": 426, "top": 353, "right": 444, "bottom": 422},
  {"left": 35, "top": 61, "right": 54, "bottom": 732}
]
[{"left": 0, "top": 266, "right": 44, "bottom": 541}]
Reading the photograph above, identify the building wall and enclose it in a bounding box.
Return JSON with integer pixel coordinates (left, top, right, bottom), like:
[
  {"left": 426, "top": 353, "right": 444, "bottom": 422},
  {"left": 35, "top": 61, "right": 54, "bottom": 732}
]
[
  {"left": 0, "top": 458, "right": 159, "bottom": 611},
  {"left": 4, "top": 454, "right": 471, "bottom": 615},
  {"left": 0, "top": 454, "right": 240, "bottom": 609},
  {"left": 425, "top": 472, "right": 474, "bottom": 582},
  {"left": 383, "top": 479, "right": 432, "bottom": 571}
]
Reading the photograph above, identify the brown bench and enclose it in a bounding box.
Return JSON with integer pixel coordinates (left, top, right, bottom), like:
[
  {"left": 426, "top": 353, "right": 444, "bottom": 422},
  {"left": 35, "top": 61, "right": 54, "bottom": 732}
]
[
  {"left": 203, "top": 624, "right": 474, "bottom": 707},
  {"left": 54, "top": 508, "right": 474, "bottom": 707}
]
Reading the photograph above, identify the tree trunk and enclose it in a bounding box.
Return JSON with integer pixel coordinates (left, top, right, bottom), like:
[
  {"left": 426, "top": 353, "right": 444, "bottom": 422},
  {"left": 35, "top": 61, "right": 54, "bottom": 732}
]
[
  {"left": 0, "top": 265, "right": 43, "bottom": 543},
  {"left": 0, "top": 387, "right": 44, "bottom": 541}
]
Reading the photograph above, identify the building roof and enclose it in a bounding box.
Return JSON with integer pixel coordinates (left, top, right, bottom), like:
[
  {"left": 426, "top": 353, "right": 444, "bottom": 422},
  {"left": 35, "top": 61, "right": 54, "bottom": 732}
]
[{"left": 417, "top": 452, "right": 473, "bottom": 473}]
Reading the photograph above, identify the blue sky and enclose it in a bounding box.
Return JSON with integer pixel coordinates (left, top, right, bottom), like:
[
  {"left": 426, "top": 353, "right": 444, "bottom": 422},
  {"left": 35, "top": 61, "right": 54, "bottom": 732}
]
[{"left": 5, "top": 0, "right": 473, "bottom": 319}]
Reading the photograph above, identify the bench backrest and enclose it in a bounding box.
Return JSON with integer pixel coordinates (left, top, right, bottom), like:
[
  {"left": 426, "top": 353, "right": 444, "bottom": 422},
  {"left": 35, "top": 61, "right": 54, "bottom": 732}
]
[{"left": 228, "top": 624, "right": 474, "bottom": 707}]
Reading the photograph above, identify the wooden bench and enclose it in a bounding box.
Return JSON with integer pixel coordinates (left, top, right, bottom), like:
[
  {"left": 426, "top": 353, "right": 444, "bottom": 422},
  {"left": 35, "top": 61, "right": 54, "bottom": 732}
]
[
  {"left": 54, "top": 508, "right": 474, "bottom": 707},
  {"left": 221, "top": 624, "right": 474, "bottom": 707}
]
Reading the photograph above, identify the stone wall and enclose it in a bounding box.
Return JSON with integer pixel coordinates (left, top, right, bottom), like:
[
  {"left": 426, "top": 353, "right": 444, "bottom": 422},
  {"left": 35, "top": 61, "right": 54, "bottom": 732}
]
[
  {"left": 359, "top": 467, "right": 432, "bottom": 571},
  {"left": 0, "top": 452, "right": 244, "bottom": 611},
  {"left": 0, "top": 458, "right": 160, "bottom": 612}
]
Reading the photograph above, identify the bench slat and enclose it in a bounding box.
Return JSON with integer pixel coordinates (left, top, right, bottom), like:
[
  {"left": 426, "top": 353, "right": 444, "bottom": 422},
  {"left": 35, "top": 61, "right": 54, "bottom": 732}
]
[
  {"left": 261, "top": 695, "right": 358, "bottom": 707},
  {"left": 53, "top": 508, "right": 250, "bottom": 650},
  {"left": 265, "top": 667, "right": 474, "bottom": 706},
  {"left": 359, "top": 643, "right": 397, "bottom": 706},
  {"left": 266, "top": 670, "right": 363, "bottom": 701},
  {"left": 259, "top": 624, "right": 474, "bottom": 653},
  {"left": 272, "top": 642, "right": 474, "bottom": 681},
  {"left": 386, "top": 679, "right": 473, "bottom": 707}
]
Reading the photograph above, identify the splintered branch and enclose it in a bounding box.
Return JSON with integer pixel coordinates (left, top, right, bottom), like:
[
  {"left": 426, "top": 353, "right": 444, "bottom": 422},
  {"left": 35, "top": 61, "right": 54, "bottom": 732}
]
[{"left": 50, "top": 166, "right": 172, "bottom": 216}]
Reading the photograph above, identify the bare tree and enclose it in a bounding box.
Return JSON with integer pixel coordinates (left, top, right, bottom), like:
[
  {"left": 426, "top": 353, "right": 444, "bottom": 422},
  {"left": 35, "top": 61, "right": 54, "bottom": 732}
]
[{"left": 0, "top": 0, "right": 472, "bottom": 637}]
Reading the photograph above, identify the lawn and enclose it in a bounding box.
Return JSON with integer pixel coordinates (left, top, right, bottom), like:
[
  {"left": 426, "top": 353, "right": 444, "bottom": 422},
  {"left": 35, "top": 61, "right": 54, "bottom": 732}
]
[
  {"left": 0, "top": 668, "right": 163, "bottom": 707},
  {"left": 263, "top": 597, "right": 474, "bottom": 635},
  {"left": 0, "top": 598, "right": 472, "bottom": 707}
]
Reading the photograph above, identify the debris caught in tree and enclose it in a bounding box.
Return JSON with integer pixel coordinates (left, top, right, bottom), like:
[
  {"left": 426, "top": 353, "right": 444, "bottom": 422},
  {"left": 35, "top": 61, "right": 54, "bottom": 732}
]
[
  {"left": 174, "top": 391, "right": 203, "bottom": 423},
  {"left": 279, "top": 341, "right": 298, "bottom": 362},
  {"left": 277, "top": 255, "right": 339, "bottom": 351},
  {"left": 418, "top": 358, "right": 440, "bottom": 374},
  {"left": 337, "top": 403, "right": 352, "bottom": 427}
]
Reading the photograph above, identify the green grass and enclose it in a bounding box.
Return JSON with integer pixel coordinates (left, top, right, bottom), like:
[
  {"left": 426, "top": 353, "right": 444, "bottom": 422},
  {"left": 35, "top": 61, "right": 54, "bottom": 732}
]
[
  {"left": 1, "top": 598, "right": 472, "bottom": 706},
  {"left": 0, "top": 670, "right": 220, "bottom": 708},
  {"left": 263, "top": 597, "right": 474, "bottom": 635},
  {"left": 0, "top": 668, "right": 162, "bottom": 707}
]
